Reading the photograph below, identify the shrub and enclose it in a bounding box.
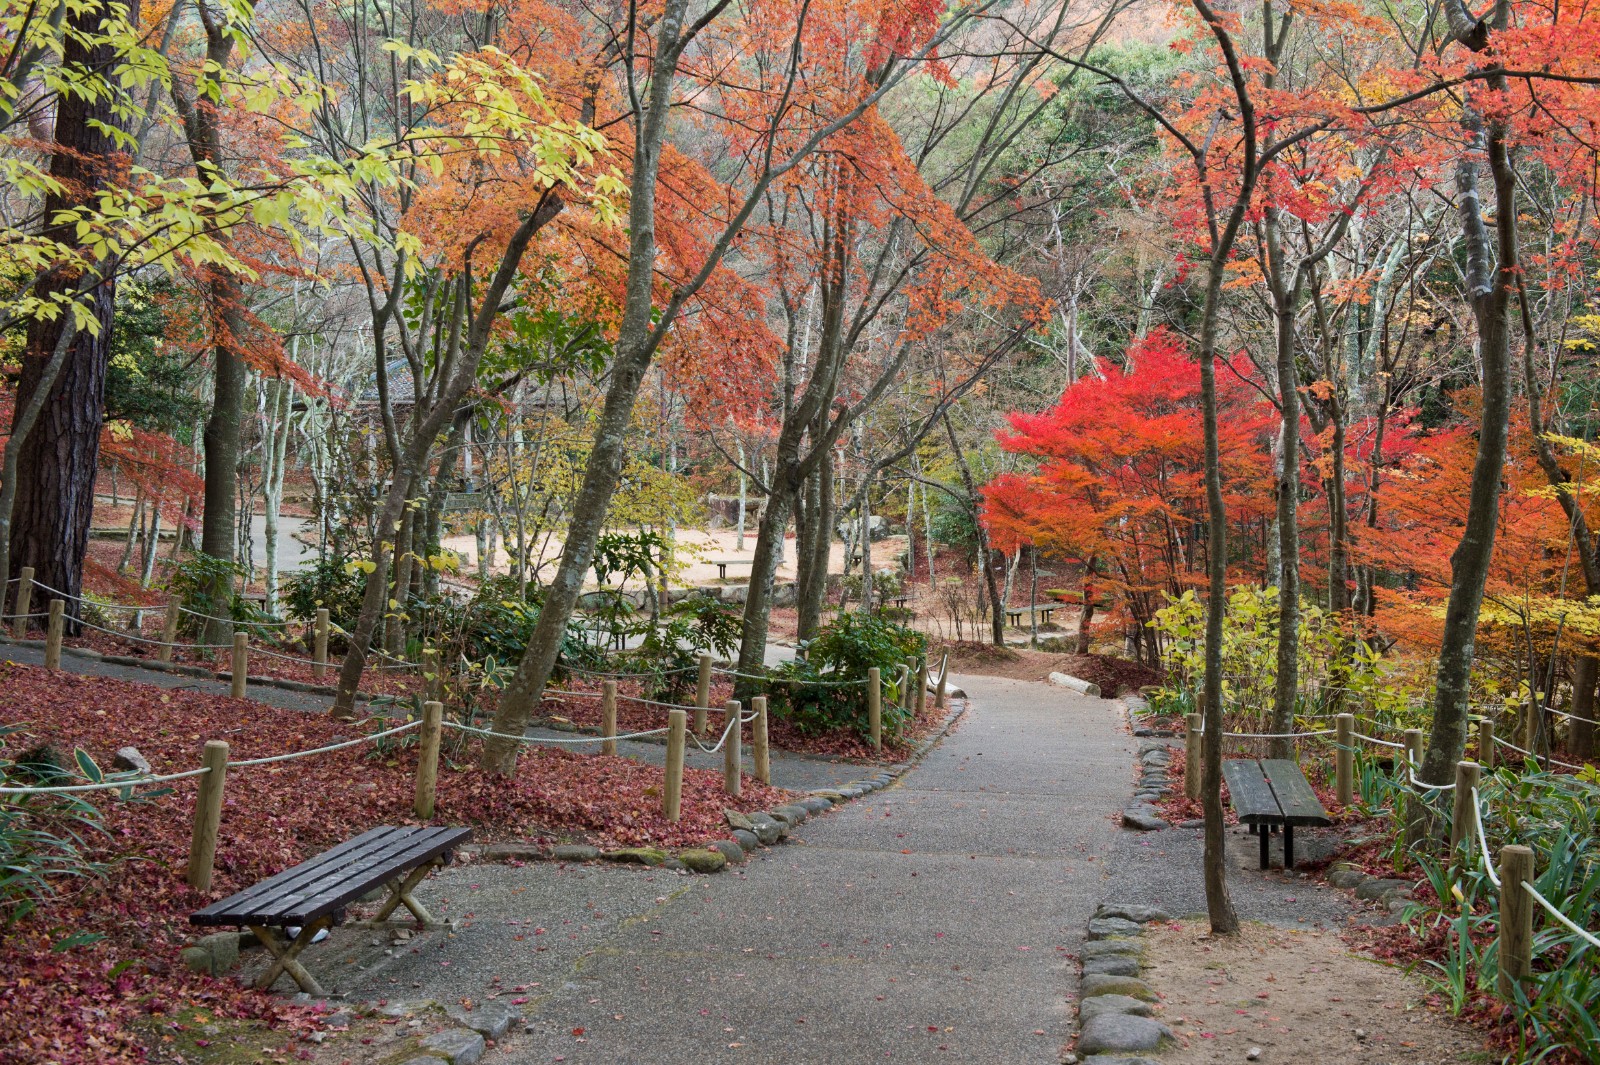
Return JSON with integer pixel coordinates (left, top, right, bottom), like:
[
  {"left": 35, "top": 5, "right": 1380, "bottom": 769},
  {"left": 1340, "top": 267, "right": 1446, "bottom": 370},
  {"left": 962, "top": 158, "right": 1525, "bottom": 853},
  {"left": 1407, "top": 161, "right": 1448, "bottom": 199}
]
[
  {"left": 766, "top": 613, "right": 926, "bottom": 740},
  {"left": 281, "top": 555, "right": 366, "bottom": 634},
  {"left": 0, "top": 726, "right": 110, "bottom": 930}
]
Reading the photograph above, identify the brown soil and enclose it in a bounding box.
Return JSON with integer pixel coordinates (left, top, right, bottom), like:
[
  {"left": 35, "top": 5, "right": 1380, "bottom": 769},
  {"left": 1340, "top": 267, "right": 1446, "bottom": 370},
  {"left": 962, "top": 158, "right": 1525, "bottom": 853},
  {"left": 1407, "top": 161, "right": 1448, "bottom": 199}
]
[
  {"left": 932, "top": 640, "right": 1163, "bottom": 696},
  {"left": 1141, "top": 921, "right": 1486, "bottom": 1065}
]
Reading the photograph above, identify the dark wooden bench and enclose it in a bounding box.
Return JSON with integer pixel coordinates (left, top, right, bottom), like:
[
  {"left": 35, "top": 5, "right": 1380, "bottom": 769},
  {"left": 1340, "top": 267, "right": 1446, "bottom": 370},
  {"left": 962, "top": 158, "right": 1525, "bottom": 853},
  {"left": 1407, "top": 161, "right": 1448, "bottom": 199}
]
[
  {"left": 1222, "top": 758, "right": 1330, "bottom": 870},
  {"left": 190, "top": 825, "right": 471, "bottom": 995}
]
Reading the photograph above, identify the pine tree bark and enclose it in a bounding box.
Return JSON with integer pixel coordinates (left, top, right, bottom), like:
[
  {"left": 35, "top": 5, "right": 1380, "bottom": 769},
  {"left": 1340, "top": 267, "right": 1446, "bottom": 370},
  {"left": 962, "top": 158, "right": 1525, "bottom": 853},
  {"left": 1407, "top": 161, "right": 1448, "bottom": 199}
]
[{"left": 4, "top": 0, "right": 134, "bottom": 630}]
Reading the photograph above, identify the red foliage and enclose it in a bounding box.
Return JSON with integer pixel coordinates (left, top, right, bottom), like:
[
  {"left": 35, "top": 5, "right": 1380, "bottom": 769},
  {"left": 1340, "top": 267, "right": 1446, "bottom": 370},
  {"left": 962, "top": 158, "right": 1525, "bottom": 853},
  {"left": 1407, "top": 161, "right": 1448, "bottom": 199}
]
[
  {"left": 0, "top": 663, "right": 791, "bottom": 1062},
  {"left": 983, "top": 328, "right": 1274, "bottom": 632}
]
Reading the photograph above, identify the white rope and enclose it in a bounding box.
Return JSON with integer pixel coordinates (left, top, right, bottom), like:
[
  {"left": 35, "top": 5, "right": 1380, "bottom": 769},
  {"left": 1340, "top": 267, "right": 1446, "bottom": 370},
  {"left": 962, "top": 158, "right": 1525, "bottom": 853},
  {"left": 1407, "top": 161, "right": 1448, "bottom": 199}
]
[
  {"left": 563, "top": 662, "right": 696, "bottom": 679},
  {"left": 442, "top": 720, "right": 670, "bottom": 745},
  {"left": 252, "top": 645, "right": 323, "bottom": 666},
  {"left": 227, "top": 719, "right": 424, "bottom": 766},
  {"left": 712, "top": 666, "right": 866, "bottom": 687},
  {"left": 1408, "top": 767, "right": 1456, "bottom": 791},
  {"left": 1492, "top": 735, "right": 1589, "bottom": 771},
  {"left": 24, "top": 576, "right": 146, "bottom": 613},
  {"left": 1549, "top": 706, "right": 1600, "bottom": 727},
  {"left": 687, "top": 711, "right": 747, "bottom": 755},
  {"left": 1471, "top": 787, "right": 1502, "bottom": 887},
  {"left": 177, "top": 603, "right": 291, "bottom": 628},
  {"left": 72, "top": 614, "right": 233, "bottom": 649},
  {"left": 0, "top": 765, "right": 213, "bottom": 794},
  {"left": 1523, "top": 880, "right": 1600, "bottom": 950},
  {"left": 1220, "top": 729, "right": 1336, "bottom": 739},
  {"left": 1354, "top": 732, "right": 1407, "bottom": 749}
]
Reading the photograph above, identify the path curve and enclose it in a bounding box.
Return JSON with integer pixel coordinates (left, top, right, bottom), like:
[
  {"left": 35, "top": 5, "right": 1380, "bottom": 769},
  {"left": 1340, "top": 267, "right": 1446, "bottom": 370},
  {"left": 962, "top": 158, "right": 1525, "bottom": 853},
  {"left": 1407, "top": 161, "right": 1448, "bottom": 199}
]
[{"left": 492, "top": 673, "right": 1132, "bottom": 1063}]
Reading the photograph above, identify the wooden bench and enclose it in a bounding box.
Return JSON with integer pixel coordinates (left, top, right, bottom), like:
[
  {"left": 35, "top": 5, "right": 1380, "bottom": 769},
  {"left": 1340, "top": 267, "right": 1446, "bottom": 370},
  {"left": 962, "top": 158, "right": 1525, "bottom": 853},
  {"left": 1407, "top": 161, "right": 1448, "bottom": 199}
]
[
  {"left": 190, "top": 825, "right": 471, "bottom": 995},
  {"left": 1005, "top": 605, "right": 1056, "bottom": 627},
  {"left": 713, "top": 560, "right": 751, "bottom": 580},
  {"left": 1222, "top": 759, "right": 1330, "bottom": 870}
]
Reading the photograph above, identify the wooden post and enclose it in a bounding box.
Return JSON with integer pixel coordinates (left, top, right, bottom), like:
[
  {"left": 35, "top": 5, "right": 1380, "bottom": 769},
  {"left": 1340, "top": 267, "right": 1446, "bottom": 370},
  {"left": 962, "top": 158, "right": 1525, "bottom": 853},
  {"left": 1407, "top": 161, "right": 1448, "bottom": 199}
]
[
  {"left": 159, "top": 602, "right": 182, "bottom": 663},
  {"left": 695, "top": 653, "right": 712, "bottom": 736},
  {"left": 914, "top": 658, "right": 928, "bottom": 718},
  {"left": 723, "top": 699, "right": 742, "bottom": 797},
  {"left": 312, "top": 608, "right": 329, "bottom": 680},
  {"left": 1496, "top": 844, "right": 1535, "bottom": 998},
  {"left": 753, "top": 695, "right": 770, "bottom": 785},
  {"left": 414, "top": 700, "right": 443, "bottom": 819},
  {"left": 601, "top": 680, "right": 618, "bottom": 756},
  {"left": 1404, "top": 728, "right": 1424, "bottom": 769},
  {"left": 1480, "top": 719, "right": 1497, "bottom": 770},
  {"left": 1335, "top": 713, "right": 1354, "bottom": 805},
  {"left": 12, "top": 566, "right": 32, "bottom": 638},
  {"left": 187, "top": 740, "right": 230, "bottom": 892},
  {"left": 897, "top": 664, "right": 911, "bottom": 712},
  {"left": 423, "top": 648, "right": 442, "bottom": 704},
  {"left": 231, "top": 633, "right": 249, "bottom": 699},
  {"left": 868, "top": 667, "right": 883, "bottom": 753},
  {"left": 1185, "top": 713, "right": 1203, "bottom": 802},
  {"left": 664, "top": 709, "right": 687, "bottom": 821},
  {"left": 1450, "top": 761, "right": 1481, "bottom": 855},
  {"left": 44, "top": 599, "right": 63, "bottom": 670},
  {"left": 934, "top": 655, "right": 948, "bottom": 710},
  {"left": 1523, "top": 702, "right": 1539, "bottom": 752}
]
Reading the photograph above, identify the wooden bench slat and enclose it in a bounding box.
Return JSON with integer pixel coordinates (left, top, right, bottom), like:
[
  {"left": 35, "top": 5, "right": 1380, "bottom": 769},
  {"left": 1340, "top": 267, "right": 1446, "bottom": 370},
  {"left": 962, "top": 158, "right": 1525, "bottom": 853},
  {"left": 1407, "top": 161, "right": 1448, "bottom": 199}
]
[
  {"left": 191, "top": 826, "right": 469, "bottom": 927},
  {"left": 190, "top": 825, "right": 406, "bottom": 922},
  {"left": 210, "top": 827, "right": 445, "bottom": 924},
  {"left": 281, "top": 829, "right": 470, "bottom": 925},
  {"left": 1222, "top": 759, "right": 1279, "bottom": 823},
  {"left": 1260, "top": 758, "right": 1332, "bottom": 825},
  {"left": 192, "top": 827, "right": 424, "bottom": 926},
  {"left": 240, "top": 827, "right": 466, "bottom": 925}
]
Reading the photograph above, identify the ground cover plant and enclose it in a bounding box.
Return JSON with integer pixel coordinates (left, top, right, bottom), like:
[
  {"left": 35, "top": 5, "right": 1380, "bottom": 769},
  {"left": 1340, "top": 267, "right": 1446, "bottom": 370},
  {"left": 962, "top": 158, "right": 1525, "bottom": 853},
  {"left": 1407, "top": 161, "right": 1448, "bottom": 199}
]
[{"left": 0, "top": 662, "right": 789, "bottom": 1062}]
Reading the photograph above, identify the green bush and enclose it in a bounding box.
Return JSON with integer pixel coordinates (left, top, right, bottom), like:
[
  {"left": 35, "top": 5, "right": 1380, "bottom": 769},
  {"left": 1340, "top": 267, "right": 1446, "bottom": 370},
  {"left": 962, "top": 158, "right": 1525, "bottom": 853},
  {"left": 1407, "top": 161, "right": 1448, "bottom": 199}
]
[
  {"left": 0, "top": 726, "right": 111, "bottom": 930},
  {"left": 624, "top": 595, "right": 743, "bottom": 701},
  {"left": 281, "top": 555, "right": 366, "bottom": 634},
  {"left": 766, "top": 613, "right": 926, "bottom": 740}
]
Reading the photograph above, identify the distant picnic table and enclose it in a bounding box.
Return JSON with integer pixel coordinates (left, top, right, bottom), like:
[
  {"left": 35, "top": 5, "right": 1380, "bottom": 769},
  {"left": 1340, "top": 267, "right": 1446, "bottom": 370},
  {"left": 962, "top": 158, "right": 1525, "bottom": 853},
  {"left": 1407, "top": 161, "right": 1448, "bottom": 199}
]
[{"left": 1005, "top": 604, "right": 1057, "bottom": 627}]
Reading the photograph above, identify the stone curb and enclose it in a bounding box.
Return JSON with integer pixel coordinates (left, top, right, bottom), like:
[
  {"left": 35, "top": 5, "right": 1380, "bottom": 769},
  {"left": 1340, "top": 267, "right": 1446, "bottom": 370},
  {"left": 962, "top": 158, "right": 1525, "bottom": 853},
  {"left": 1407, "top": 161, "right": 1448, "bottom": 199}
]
[
  {"left": 1068, "top": 902, "right": 1174, "bottom": 1065},
  {"left": 1123, "top": 692, "right": 1177, "bottom": 738},
  {"left": 1120, "top": 739, "right": 1171, "bottom": 832},
  {"left": 462, "top": 697, "right": 969, "bottom": 875},
  {"left": 1324, "top": 862, "right": 1416, "bottom": 914}
]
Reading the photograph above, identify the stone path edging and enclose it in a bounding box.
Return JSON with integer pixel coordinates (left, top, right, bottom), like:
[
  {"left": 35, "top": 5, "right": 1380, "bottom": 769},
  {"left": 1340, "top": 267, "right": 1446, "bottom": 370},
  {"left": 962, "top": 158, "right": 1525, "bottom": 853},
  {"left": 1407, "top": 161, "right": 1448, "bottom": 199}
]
[
  {"left": 1121, "top": 740, "right": 1172, "bottom": 832},
  {"left": 1123, "top": 693, "right": 1177, "bottom": 738},
  {"left": 1069, "top": 902, "right": 1174, "bottom": 1065}
]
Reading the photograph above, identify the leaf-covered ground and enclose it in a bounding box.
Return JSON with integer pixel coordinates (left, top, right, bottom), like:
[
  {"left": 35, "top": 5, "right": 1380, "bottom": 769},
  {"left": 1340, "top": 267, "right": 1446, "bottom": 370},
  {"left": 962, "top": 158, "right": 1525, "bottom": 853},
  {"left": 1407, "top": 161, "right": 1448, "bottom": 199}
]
[
  {"left": 538, "top": 672, "right": 953, "bottom": 760},
  {"left": 0, "top": 662, "right": 791, "bottom": 1063}
]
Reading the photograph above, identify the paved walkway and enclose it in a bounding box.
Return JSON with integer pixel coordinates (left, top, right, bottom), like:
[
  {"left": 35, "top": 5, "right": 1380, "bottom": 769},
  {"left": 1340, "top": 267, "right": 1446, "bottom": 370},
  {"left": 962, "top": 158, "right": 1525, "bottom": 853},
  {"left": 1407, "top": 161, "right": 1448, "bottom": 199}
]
[{"left": 332, "top": 674, "right": 1133, "bottom": 1063}]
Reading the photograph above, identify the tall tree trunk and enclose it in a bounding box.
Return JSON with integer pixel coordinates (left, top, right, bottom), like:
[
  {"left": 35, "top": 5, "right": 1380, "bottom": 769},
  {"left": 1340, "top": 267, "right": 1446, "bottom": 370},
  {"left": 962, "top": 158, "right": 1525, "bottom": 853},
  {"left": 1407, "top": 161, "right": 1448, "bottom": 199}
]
[
  {"left": 1266, "top": 221, "right": 1300, "bottom": 760},
  {"left": 1418, "top": 101, "right": 1516, "bottom": 793},
  {"left": 2, "top": 0, "right": 131, "bottom": 629},
  {"left": 942, "top": 415, "right": 1004, "bottom": 645},
  {"left": 795, "top": 450, "right": 833, "bottom": 642},
  {"left": 480, "top": 0, "right": 694, "bottom": 770}
]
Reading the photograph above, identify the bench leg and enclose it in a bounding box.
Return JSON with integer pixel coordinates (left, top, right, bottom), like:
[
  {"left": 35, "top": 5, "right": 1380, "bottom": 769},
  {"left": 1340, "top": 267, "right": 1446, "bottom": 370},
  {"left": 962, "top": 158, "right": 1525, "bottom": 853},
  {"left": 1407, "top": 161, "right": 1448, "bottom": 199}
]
[
  {"left": 250, "top": 916, "right": 331, "bottom": 996},
  {"left": 1259, "top": 825, "right": 1270, "bottom": 870},
  {"left": 373, "top": 860, "right": 441, "bottom": 927},
  {"left": 1284, "top": 824, "right": 1295, "bottom": 869}
]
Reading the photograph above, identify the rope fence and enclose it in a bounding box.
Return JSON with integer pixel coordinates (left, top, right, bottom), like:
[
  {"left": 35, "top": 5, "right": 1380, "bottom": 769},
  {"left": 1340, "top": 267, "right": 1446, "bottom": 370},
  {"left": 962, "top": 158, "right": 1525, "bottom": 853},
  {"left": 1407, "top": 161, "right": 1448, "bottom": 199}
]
[{"left": 1181, "top": 706, "right": 1599, "bottom": 1001}]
